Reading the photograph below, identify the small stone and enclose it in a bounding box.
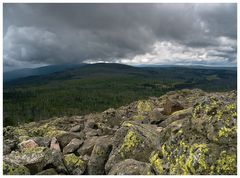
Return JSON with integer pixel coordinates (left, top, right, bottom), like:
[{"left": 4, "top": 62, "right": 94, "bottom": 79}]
[
  {"left": 50, "top": 137, "right": 61, "bottom": 151},
  {"left": 70, "top": 124, "right": 83, "bottom": 132},
  {"left": 63, "top": 138, "right": 83, "bottom": 155},
  {"left": 18, "top": 139, "right": 38, "bottom": 150}
]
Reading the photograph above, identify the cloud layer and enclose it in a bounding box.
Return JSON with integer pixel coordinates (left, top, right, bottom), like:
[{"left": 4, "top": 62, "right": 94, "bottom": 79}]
[{"left": 3, "top": 3, "right": 237, "bottom": 70}]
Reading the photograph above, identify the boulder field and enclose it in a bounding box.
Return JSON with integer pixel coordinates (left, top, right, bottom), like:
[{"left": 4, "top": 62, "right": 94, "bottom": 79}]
[{"left": 3, "top": 89, "right": 237, "bottom": 175}]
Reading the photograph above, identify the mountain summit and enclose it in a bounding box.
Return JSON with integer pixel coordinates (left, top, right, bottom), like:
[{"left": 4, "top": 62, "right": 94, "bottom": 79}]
[{"left": 3, "top": 89, "right": 237, "bottom": 175}]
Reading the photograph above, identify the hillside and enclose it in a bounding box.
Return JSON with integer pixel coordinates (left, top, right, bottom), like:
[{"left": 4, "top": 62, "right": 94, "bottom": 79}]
[
  {"left": 3, "top": 63, "right": 237, "bottom": 126},
  {"left": 3, "top": 89, "right": 237, "bottom": 175}
]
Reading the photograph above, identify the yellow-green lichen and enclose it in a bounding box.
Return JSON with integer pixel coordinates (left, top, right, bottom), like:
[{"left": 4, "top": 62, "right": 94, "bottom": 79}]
[
  {"left": 63, "top": 153, "right": 85, "bottom": 168},
  {"left": 149, "top": 151, "right": 164, "bottom": 175},
  {"left": 161, "top": 144, "right": 170, "bottom": 161},
  {"left": 122, "top": 121, "right": 133, "bottom": 127},
  {"left": 137, "top": 100, "right": 152, "bottom": 114},
  {"left": 169, "top": 142, "right": 209, "bottom": 175},
  {"left": 28, "top": 123, "right": 66, "bottom": 138},
  {"left": 216, "top": 151, "right": 236, "bottom": 175},
  {"left": 23, "top": 146, "right": 46, "bottom": 154},
  {"left": 130, "top": 115, "right": 145, "bottom": 121},
  {"left": 119, "top": 130, "right": 141, "bottom": 155},
  {"left": 218, "top": 126, "right": 236, "bottom": 138}
]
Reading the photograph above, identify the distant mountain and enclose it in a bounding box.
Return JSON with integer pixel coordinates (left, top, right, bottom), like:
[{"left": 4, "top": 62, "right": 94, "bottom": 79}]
[
  {"left": 134, "top": 64, "right": 237, "bottom": 71},
  {"left": 3, "top": 64, "right": 86, "bottom": 82}
]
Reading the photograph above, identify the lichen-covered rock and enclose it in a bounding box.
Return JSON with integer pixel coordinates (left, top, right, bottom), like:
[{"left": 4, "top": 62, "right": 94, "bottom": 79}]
[
  {"left": 3, "top": 147, "right": 66, "bottom": 174},
  {"left": 108, "top": 159, "right": 154, "bottom": 175},
  {"left": 2, "top": 89, "right": 237, "bottom": 175},
  {"left": 151, "top": 91, "right": 237, "bottom": 175},
  {"left": 63, "top": 138, "right": 83, "bottom": 154},
  {"left": 87, "top": 137, "right": 112, "bottom": 175},
  {"left": 3, "top": 161, "right": 30, "bottom": 175},
  {"left": 63, "top": 153, "right": 86, "bottom": 175},
  {"left": 105, "top": 121, "right": 159, "bottom": 172},
  {"left": 191, "top": 93, "right": 237, "bottom": 145}
]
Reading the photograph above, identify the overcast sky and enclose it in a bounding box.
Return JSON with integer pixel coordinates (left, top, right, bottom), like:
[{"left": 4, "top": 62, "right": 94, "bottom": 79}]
[{"left": 3, "top": 3, "right": 237, "bottom": 71}]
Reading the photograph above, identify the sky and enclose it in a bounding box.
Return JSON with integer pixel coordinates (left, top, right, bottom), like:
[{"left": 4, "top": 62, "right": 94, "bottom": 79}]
[{"left": 3, "top": 3, "right": 237, "bottom": 71}]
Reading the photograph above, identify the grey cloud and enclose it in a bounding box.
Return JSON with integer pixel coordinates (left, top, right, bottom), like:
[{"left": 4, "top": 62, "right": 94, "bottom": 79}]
[{"left": 3, "top": 3, "right": 237, "bottom": 69}]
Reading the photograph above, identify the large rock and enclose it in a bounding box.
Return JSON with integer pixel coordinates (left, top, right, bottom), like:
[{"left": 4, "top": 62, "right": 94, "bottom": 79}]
[
  {"left": 105, "top": 121, "right": 159, "bottom": 173},
  {"left": 163, "top": 97, "right": 184, "bottom": 115},
  {"left": 3, "top": 147, "right": 66, "bottom": 174},
  {"left": 108, "top": 159, "right": 154, "bottom": 175},
  {"left": 150, "top": 92, "right": 237, "bottom": 175},
  {"left": 159, "top": 107, "right": 192, "bottom": 128},
  {"left": 77, "top": 135, "right": 111, "bottom": 156},
  {"left": 63, "top": 153, "right": 86, "bottom": 175},
  {"left": 63, "top": 138, "right": 83, "bottom": 155},
  {"left": 87, "top": 137, "right": 112, "bottom": 174}
]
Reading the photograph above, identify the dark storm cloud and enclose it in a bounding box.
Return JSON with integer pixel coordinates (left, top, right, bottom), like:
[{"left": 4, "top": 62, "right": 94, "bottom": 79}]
[{"left": 3, "top": 3, "right": 237, "bottom": 69}]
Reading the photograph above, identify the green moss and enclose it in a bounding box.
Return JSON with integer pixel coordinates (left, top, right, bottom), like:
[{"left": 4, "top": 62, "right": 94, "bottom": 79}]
[
  {"left": 216, "top": 151, "right": 236, "bottom": 175},
  {"left": 119, "top": 130, "right": 142, "bottom": 155},
  {"left": 137, "top": 100, "right": 152, "bottom": 114},
  {"left": 149, "top": 151, "right": 164, "bottom": 175}
]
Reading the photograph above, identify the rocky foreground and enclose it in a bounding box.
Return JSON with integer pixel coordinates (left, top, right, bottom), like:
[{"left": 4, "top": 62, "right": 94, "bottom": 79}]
[{"left": 3, "top": 89, "right": 237, "bottom": 175}]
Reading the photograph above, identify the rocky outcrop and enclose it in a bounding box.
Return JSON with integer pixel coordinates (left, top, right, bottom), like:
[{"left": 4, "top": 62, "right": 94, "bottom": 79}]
[{"left": 3, "top": 89, "right": 237, "bottom": 175}]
